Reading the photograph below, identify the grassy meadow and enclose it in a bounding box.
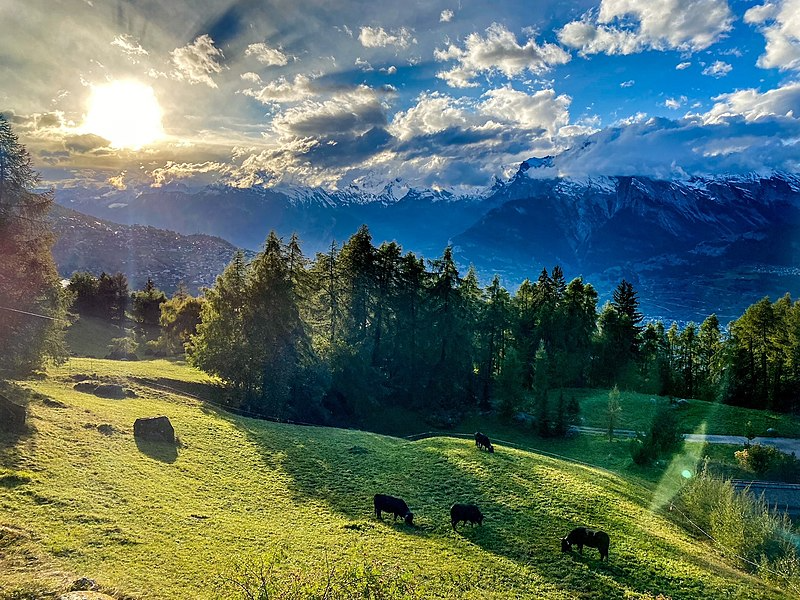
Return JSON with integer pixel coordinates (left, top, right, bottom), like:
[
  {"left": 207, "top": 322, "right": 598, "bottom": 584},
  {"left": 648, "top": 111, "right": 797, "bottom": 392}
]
[
  {"left": 0, "top": 351, "right": 790, "bottom": 599},
  {"left": 1, "top": 316, "right": 797, "bottom": 598}
]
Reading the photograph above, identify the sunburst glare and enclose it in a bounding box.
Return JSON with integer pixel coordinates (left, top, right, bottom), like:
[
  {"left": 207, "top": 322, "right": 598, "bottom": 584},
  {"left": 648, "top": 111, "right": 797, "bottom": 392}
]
[{"left": 83, "top": 81, "right": 164, "bottom": 149}]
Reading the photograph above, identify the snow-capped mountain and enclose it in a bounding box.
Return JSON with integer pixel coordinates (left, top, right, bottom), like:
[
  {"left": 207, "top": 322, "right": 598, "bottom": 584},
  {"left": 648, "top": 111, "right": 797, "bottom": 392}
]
[{"left": 53, "top": 161, "right": 800, "bottom": 323}]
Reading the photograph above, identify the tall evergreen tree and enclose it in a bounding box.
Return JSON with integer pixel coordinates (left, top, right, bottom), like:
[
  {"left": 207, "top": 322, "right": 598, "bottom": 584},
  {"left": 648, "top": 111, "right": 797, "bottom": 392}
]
[{"left": 0, "top": 115, "right": 66, "bottom": 375}]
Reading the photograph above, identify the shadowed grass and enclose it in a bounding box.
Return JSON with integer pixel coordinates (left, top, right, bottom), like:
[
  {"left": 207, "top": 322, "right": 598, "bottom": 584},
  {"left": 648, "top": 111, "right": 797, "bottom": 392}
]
[{"left": 0, "top": 358, "right": 790, "bottom": 599}]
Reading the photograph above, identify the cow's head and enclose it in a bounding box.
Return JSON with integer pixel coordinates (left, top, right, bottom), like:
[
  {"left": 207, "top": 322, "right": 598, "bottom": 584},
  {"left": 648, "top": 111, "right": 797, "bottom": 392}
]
[
  {"left": 488, "top": 444, "right": 495, "bottom": 453},
  {"left": 404, "top": 511, "right": 414, "bottom": 526},
  {"left": 561, "top": 537, "right": 571, "bottom": 553}
]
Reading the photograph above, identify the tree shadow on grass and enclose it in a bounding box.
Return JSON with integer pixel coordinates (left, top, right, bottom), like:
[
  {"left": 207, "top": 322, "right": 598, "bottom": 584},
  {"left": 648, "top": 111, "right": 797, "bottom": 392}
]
[
  {"left": 226, "top": 421, "right": 778, "bottom": 599},
  {"left": 134, "top": 437, "right": 178, "bottom": 463}
]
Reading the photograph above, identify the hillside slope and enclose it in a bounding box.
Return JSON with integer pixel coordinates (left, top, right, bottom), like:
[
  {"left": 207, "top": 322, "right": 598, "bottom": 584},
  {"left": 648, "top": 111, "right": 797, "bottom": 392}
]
[{"left": 0, "top": 358, "right": 786, "bottom": 599}]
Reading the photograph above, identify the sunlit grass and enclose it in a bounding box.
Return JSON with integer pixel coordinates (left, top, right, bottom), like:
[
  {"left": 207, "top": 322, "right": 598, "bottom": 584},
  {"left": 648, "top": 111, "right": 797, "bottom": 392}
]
[{"left": 0, "top": 358, "right": 787, "bottom": 598}]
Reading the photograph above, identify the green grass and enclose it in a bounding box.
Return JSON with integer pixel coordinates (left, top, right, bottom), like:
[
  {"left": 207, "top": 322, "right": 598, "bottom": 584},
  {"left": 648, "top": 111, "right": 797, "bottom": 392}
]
[
  {"left": 0, "top": 357, "right": 789, "bottom": 599},
  {"left": 558, "top": 388, "right": 800, "bottom": 438}
]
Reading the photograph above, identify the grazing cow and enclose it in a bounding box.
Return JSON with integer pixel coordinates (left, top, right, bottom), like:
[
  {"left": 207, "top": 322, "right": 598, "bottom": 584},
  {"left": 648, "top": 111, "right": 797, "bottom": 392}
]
[
  {"left": 450, "top": 503, "right": 484, "bottom": 529},
  {"left": 474, "top": 432, "right": 494, "bottom": 453},
  {"left": 561, "top": 527, "right": 610, "bottom": 561},
  {"left": 374, "top": 494, "right": 414, "bottom": 526}
]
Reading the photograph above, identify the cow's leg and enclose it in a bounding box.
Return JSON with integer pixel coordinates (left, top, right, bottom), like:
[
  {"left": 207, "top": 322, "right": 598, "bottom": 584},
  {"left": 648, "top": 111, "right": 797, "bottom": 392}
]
[{"left": 578, "top": 543, "right": 583, "bottom": 554}]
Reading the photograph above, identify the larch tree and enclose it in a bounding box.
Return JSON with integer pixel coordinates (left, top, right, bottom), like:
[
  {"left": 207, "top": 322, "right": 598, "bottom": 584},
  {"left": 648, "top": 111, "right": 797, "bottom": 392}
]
[{"left": 0, "top": 114, "right": 66, "bottom": 375}]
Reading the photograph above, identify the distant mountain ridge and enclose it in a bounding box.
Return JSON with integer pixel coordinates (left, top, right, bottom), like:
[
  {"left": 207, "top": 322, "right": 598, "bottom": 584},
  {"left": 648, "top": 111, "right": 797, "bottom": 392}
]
[
  {"left": 53, "top": 164, "right": 800, "bottom": 323},
  {"left": 49, "top": 203, "right": 250, "bottom": 294}
]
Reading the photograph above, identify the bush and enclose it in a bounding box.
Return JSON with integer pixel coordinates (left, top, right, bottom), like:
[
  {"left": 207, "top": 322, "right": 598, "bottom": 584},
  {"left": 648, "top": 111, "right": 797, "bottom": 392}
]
[
  {"left": 734, "top": 444, "right": 800, "bottom": 482},
  {"left": 630, "top": 407, "right": 682, "bottom": 465},
  {"left": 676, "top": 461, "right": 800, "bottom": 584}
]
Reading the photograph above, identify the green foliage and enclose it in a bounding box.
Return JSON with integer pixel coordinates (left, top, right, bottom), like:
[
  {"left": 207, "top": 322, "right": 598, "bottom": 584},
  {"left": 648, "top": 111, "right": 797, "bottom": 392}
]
[
  {"left": 159, "top": 286, "right": 204, "bottom": 354},
  {"left": 734, "top": 444, "right": 800, "bottom": 480},
  {"left": 131, "top": 278, "right": 167, "bottom": 328},
  {"left": 677, "top": 462, "right": 800, "bottom": 582},
  {"left": 0, "top": 114, "right": 66, "bottom": 376},
  {"left": 107, "top": 335, "right": 139, "bottom": 358},
  {"left": 606, "top": 385, "right": 621, "bottom": 441},
  {"left": 630, "top": 407, "right": 682, "bottom": 465}
]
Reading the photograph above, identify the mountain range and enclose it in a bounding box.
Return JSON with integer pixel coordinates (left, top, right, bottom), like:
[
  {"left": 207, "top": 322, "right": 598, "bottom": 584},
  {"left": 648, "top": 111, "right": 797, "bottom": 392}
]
[{"left": 52, "top": 160, "right": 800, "bottom": 324}]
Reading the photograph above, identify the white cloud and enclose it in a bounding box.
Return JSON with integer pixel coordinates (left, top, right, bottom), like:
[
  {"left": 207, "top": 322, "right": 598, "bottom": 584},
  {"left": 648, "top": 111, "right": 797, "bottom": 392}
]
[
  {"left": 241, "top": 72, "right": 262, "bottom": 84},
  {"left": 434, "top": 23, "right": 570, "bottom": 88},
  {"left": 170, "top": 34, "right": 225, "bottom": 88},
  {"left": 702, "top": 82, "right": 800, "bottom": 123},
  {"left": 440, "top": 9, "right": 454, "bottom": 23},
  {"left": 150, "top": 160, "right": 227, "bottom": 187},
  {"left": 480, "top": 87, "right": 571, "bottom": 135},
  {"left": 381, "top": 65, "right": 397, "bottom": 75},
  {"left": 111, "top": 34, "right": 147, "bottom": 59},
  {"left": 620, "top": 80, "right": 635, "bottom": 87},
  {"left": 528, "top": 116, "right": 800, "bottom": 179},
  {"left": 558, "top": 0, "right": 734, "bottom": 55},
  {"left": 745, "top": 0, "right": 800, "bottom": 71},
  {"left": 244, "top": 42, "right": 289, "bottom": 66},
  {"left": 664, "top": 96, "right": 688, "bottom": 109},
  {"left": 355, "top": 57, "right": 373, "bottom": 71},
  {"left": 359, "top": 26, "right": 415, "bottom": 49},
  {"left": 676, "top": 61, "right": 692, "bottom": 70},
  {"left": 702, "top": 60, "right": 732, "bottom": 77},
  {"left": 241, "top": 74, "right": 316, "bottom": 104}
]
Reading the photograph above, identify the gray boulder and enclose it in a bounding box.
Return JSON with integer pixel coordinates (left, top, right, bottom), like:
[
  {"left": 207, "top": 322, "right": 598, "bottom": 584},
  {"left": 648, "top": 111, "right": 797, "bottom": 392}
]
[
  {"left": 133, "top": 416, "right": 175, "bottom": 443},
  {"left": 0, "top": 394, "right": 25, "bottom": 432}
]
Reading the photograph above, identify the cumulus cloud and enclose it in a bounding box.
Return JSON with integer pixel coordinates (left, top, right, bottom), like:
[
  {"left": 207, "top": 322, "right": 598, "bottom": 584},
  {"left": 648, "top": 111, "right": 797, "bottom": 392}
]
[
  {"left": 558, "top": 0, "right": 734, "bottom": 55},
  {"left": 440, "top": 9, "right": 454, "bottom": 22},
  {"left": 355, "top": 57, "right": 374, "bottom": 71},
  {"left": 701, "top": 82, "right": 800, "bottom": 123},
  {"left": 745, "top": 0, "right": 800, "bottom": 71},
  {"left": 241, "top": 72, "right": 262, "bottom": 84},
  {"left": 359, "top": 26, "right": 415, "bottom": 49},
  {"left": 241, "top": 74, "right": 316, "bottom": 104},
  {"left": 111, "top": 34, "right": 148, "bottom": 59},
  {"left": 676, "top": 61, "right": 692, "bottom": 70},
  {"left": 702, "top": 60, "right": 732, "bottom": 77},
  {"left": 244, "top": 42, "right": 289, "bottom": 66},
  {"left": 170, "top": 34, "right": 225, "bottom": 88},
  {"left": 620, "top": 80, "right": 635, "bottom": 87},
  {"left": 271, "top": 86, "right": 387, "bottom": 139},
  {"left": 434, "top": 23, "right": 570, "bottom": 88},
  {"left": 664, "top": 96, "right": 688, "bottom": 109}
]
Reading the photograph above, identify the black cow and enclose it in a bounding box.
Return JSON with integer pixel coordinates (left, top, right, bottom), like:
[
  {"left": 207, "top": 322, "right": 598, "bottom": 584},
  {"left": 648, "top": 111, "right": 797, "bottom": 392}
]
[
  {"left": 561, "top": 527, "right": 610, "bottom": 561},
  {"left": 474, "top": 432, "right": 494, "bottom": 453},
  {"left": 374, "top": 494, "right": 414, "bottom": 525},
  {"left": 450, "top": 503, "right": 484, "bottom": 529}
]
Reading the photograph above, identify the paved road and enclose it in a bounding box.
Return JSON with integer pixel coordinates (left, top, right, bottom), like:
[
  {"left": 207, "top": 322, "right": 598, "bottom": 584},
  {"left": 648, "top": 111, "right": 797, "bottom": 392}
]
[{"left": 570, "top": 426, "right": 800, "bottom": 455}]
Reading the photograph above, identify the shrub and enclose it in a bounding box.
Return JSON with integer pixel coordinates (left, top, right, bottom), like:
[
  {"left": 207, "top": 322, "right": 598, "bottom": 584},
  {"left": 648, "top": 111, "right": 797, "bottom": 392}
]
[
  {"left": 734, "top": 444, "right": 800, "bottom": 482},
  {"left": 631, "top": 407, "right": 682, "bottom": 465},
  {"left": 676, "top": 461, "right": 800, "bottom": 585}
]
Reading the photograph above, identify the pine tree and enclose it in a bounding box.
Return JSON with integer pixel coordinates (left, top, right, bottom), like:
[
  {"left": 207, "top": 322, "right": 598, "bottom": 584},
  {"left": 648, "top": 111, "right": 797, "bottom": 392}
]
[
  {"left": 131, "top": 278, "right": 167, "bottom": 329},
  {"left": 0, "top": 114, "right": 66, "bottom": 375}
]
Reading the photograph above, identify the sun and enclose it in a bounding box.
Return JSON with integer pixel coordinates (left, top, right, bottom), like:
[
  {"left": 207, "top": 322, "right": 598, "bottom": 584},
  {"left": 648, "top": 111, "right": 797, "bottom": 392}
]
[{"left": 83, "top": 81, "right": 164, "bottom": 149}]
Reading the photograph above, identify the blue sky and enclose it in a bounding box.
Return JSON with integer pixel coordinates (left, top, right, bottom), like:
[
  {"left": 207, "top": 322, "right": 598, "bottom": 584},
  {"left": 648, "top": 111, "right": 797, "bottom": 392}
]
[{"left": 2, "top": 0, "right": 800, "bottom": 191}]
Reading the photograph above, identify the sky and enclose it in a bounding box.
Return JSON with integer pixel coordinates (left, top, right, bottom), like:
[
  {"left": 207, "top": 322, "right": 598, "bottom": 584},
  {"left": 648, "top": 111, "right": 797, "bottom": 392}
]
[{"left": 2, "top": 0, "right": 800, "bottom": 192}]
